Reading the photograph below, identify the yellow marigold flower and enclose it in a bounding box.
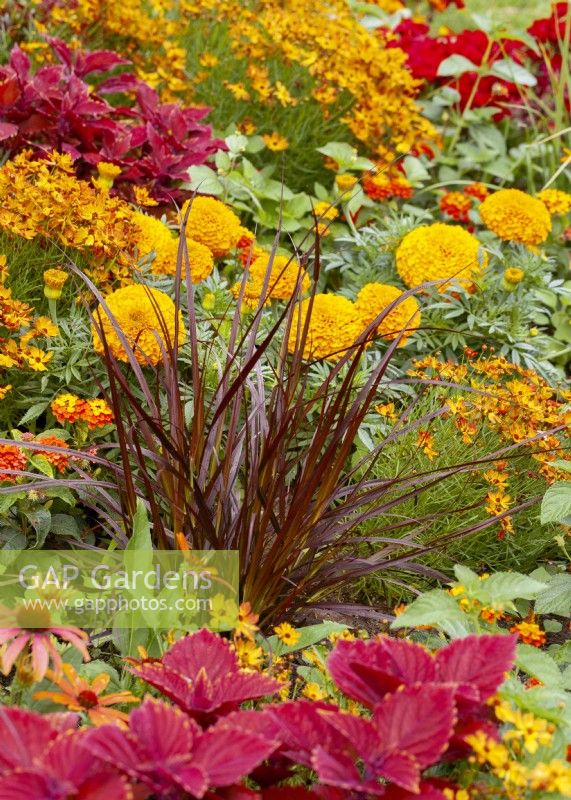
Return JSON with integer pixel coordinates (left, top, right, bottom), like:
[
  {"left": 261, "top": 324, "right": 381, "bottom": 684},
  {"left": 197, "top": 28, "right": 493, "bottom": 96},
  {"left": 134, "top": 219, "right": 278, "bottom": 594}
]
[
  {"left": 0, "top": 384, "right": 12, "bottom": 400},
  {"left": 33, "top": 317, "right": 59, "bottom": 337},
  {"left": 133, "top": 211, "right": 214, "bottom": 282},
  {"left": 180, "top": 196, "right": 242, "bottom": 258},
  {"left": 287, "top": 294, "right": 364, "bottom": 361},
  {"left": 396, "top": 223, "right": 487, "bottom": 290},
  {"left": 43, "top": 269, "right": 69, "bottom": 300},
  {"left": 355, "top": 283, "right": 420, "bottom": 346},
  {"left": 503, "top": 267, "right": 524, "bottom": 286},
  {"left": 274, "top": 622, "right": 300, "bottom": 646},
  {"left": 263, "top": 132, "right": 289, "bottom": 151},
  {"left": 97, "top": 162, "right": 121, "bottom": 181},
  {"left": 23, "top": 346, "right": 53, "bottom": 372},
  {"left": 92, "top": 285, "right": 186, "bottom": 366},
  {"left": 335, "top": 174, "right": 358, "bottom": 193},
  {"left": 536, "top": 188, "right": 571, "bottom": 215},
  {"left": 234, "top": 253, "right": 310, "bottom": 307},
  {"left": 479, "top": 189, "right": 551, "bottom": 246}
]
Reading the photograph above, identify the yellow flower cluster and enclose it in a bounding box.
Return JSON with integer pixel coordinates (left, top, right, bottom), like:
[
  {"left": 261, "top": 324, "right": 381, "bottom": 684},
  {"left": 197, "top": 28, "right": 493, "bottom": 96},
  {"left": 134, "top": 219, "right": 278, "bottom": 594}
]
[
  {"left": 132, "top": 212, "right": 214, "bottom": 282},
  {"left": 92, "top": 285, "right": 186, "bottom": 365},
  {"left": 536, "top": 188, "right": 571, "bottom": 215},
  {"left": 233, "top": 253, "right": 310, "bottom": 308},
  {"left": 479, "top": 189, "right": 552, "bottom": 246},
  {"left": 467, "top": 730, "right": 571, "bottom": 797},
  {"left": 355, "top": 283, "right": 420, "bottom": 345},
  {"left": 396, "top": 223, "right": 487, "bottom": 290},
  {"left": 288, "top": 294, "right": 364, "bottom": 361},
  {"left": 192, "top": 0, "right": 437, "bottom": 158},
  {"left": 0, "top": 152, "right": 138, "bottom": 286},
  {"left": 180, "top": 197, "right": 243, "bottom": 258},
  {"left": 409, "top": 354, "right": 571, "bottom": 525}
]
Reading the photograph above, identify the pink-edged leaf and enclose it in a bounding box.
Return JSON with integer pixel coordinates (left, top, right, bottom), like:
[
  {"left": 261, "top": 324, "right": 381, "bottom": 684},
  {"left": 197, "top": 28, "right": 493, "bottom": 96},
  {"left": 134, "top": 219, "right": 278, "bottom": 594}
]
[
  {"left": 374, "top": 751, "right": 420, "bottom": 793},
  {"left": 127, "top": 697, "right": 200, "bottom": 759},
  {"left": 382, "top": 779, "right": 450, "bottom": 800},
  {"left": 327, "top": 637, "right": 436, "bottom": 707},
  {"left": 162, "top": 629, "right": 239, "bottom": 681},
  {"left": 0, "top": 708, "right": 59, "bottom": 770},
  {"left": 0, "top": 122, "right": 18, "bottom": 141},
  {"left": 319, "top": 710, "right": 381, "bottom": 763},
  {"left": 126, "top": 662, "right": 193, "bottom": 711},
  {"left": 312, "top": 748, "right": 384, "bottom": 796},
  {"left": 80, "top": 51, "right": 131, "bottom": 76},
  {"left": 8, "top": 46, "right": 30, "bottom": 80},
  {"left": 193, "top": 724, "right": 277, "bottom": 786},
  {"left": 373, "top": 684, "right": 456, "bottom": 769},
  {"left": 0, "top": 768, "right": 130, "bottom": 800},
  {"left": 269, "top": 702, "right": 347, "bottom": 767},
  {"left": 435, "top": 634, "right": 516, "bottom": 701},
  {"left": 47, "top": 37, "right": 73, "bottom": 69},
  {"left": 98, "top": 74, "right": 141, "bottom": 94}
]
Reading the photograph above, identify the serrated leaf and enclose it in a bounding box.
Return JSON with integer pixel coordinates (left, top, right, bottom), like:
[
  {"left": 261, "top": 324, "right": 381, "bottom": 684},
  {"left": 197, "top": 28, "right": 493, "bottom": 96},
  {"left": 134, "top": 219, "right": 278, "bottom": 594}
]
[
  {"left": 43, "top": 486, "right": 76, "bottom": 507},
  {"left": 19, "top": 402, "right": 49, "bottom": 426},
  {"left": 50, "top": 513, "right": 81, "bottom": 541},
  {"left": 23, "top": 507, "right": 51, "bottom": 549},
  {"left": 535, "top": 574, "right": 571, "bottom": 618},
  {"left": 437, "top": 54, "right": 479, "bottom": 78},
  {"left": 184, "top": 165, "right": 224, "bottom": 196},
  {"left": 541, "top": 482, "right": 571, "bottom": 524},
  {"left": 0, "top": 491, "right": 25, "bottom": 515},
  {"left": 476, "top": 572, "right": 547, "bottom": 605},
  {"left": 390, "top": 589, "right": 471, "bottom": 636},
  {"left": 516, "top": 644, "right": 564, "bottom": 689}
]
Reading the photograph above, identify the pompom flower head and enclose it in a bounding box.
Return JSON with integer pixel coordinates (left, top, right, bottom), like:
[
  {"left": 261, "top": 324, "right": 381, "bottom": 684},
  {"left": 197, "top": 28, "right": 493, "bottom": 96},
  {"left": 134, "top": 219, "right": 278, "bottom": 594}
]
[
  {"left": 180, "top": 196, "right": 242, "bottom": 258},
  {"left": 234, "top": 253, "right": 310, "bottom": 307},
  {"left": 288, "top": 294, "right": 364, "bottom": 361},
  {"left": 396, "top": 223, "right": 487, "bottom": 290},
  {"left": 355, "top": 283, "right": 421, "bottom": 345},
  {"left": 133, "top": 211, "right": 214, "bottom": 282},
  {"left": 536, "top": 188, "right": 571, "bottom": 216},
  {"left": 479, "top": 189, "right": 551, "bottom": 246},
  {"left": 92, "top": 285, "right": 185, "bottom": 366}
]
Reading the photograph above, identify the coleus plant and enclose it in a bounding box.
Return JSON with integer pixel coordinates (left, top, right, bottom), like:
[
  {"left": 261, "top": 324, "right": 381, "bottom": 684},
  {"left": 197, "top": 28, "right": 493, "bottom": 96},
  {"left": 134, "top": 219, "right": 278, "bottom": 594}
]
[
  {"left": 0, "top": 38, "right": 223, "bottom": 203},
  {"left": 0, "top": 628, "right": 517, "bottom": 798}
]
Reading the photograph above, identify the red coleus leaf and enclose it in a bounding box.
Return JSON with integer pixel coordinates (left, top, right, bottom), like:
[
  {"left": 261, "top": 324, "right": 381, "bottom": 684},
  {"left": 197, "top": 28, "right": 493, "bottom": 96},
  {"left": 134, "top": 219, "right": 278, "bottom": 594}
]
[
  {"left": 327, "top": 637, "right": 436, "bottom": 706},
  {"left": 373, "top": 685, "right": 457, "bottom": 769},
  {"left": 435, "top": 634, "right": 517, "bottom": 702},
  {"left": 0, "top": 72, "right": 20, "bottom": 108},
  {"left": 127, "top": 630, "right": 280, "bottom": 723},
  {"left": 0, "top": 122, "right": 18, "bottom": 141},
  {"left": 268, "top": 701, "right": 349, "bottom": 768},
  {"left": 0, "top": 707, "right": 67, "bottom": 771},
  {"left": 87, "top": 697, "right": 275, "bottom": 799}
]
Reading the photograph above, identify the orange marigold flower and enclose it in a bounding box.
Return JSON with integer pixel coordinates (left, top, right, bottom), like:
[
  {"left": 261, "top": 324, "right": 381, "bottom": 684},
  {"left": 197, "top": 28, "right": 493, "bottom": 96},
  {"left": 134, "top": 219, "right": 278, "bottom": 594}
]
[
  {"left": 82, "top": 398, "right": 114, "bottom": 429},
  {"left": 0, "top": 443, "right": 26, "bottom": 481},
  {"left": 51, "top": 394, "right": 88, "bottom": 424},
  {"left": 464, "top": 182, "right": 489, "bottom": 201},
  {"left": 35, "top": 435, "right": 69, "bottom": 473},
  {"left": 35, "top": 663, "right": 139, "bottom": 727},
  {"left": 510, "top": 621, "right": 546, "bottom": 647},
  {"left": 440, "top": 191, "right": 472, "bottom": 222}
]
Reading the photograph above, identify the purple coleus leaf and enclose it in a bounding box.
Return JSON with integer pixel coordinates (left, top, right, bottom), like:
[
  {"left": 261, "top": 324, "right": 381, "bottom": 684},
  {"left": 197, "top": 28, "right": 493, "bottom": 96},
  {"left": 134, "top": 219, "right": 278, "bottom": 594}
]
[
  {"left": 126, "top": 629, "right": 281, "bottom": 724},
  {"left": 87, "top": 697, "right": 277, "bottom": 799}
]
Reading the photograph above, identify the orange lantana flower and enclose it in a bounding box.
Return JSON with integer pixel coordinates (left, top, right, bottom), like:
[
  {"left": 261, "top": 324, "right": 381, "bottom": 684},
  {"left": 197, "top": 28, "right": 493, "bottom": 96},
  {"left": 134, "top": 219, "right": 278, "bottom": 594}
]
[{"left": 35, "top": 663, "right": 139, "bottom": 727}]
